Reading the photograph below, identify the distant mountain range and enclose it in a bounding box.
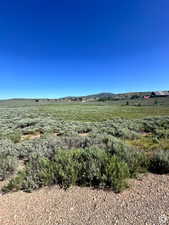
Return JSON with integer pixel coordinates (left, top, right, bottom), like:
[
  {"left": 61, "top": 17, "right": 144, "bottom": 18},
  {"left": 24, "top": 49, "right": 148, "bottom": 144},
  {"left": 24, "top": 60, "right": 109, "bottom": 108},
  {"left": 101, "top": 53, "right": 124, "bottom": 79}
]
[
  {"left": 58, "top": 91, "right": 152, "bottom": 101},
  {"left": 1, "top": 91, "right": 169, "bottom": 102}
]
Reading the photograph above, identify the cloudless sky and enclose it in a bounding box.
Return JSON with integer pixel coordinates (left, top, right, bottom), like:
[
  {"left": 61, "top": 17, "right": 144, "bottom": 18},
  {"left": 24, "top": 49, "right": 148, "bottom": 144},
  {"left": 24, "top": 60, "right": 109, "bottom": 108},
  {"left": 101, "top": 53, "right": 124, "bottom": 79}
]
[{"left": 0, "top": 0, "right": 169, "bottom": 98}]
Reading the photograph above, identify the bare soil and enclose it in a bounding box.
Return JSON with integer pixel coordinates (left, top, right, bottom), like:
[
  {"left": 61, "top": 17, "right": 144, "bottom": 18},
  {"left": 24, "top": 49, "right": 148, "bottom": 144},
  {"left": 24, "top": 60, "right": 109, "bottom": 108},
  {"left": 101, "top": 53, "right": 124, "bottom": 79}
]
[
  {"left": 21, "top": 133, "right": 41, "bottom": 141},
  {"left": 79, "top": 132, "right": 89, "bottom": 137},
  {"left": 0, "top": 173, "right": 169, "bottom": 225}
]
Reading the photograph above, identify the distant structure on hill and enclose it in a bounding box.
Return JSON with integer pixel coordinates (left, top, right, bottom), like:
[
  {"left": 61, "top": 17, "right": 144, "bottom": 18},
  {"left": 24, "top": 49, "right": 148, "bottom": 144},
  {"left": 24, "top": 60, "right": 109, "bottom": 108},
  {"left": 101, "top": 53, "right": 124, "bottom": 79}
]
[
  {"left": 151, "top": 91, "right": 169, "bottom": 97},
  {"left": 144, "top": 96, "right": 150, "bottom": 99}
]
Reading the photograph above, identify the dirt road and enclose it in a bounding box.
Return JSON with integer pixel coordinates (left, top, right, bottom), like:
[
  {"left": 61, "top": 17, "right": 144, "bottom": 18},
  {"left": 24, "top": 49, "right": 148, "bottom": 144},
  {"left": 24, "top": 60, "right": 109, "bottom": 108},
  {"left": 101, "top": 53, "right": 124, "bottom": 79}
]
[{"left": 0, "top": 173, "right": 169, "bottom": 225}]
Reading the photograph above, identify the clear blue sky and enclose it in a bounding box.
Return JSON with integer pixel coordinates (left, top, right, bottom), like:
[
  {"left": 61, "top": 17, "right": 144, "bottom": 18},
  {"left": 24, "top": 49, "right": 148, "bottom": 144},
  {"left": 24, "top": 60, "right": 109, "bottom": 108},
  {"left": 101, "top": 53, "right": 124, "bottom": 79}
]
[{"left": 0, "top": 0, "right": 169, "bottom": 98}]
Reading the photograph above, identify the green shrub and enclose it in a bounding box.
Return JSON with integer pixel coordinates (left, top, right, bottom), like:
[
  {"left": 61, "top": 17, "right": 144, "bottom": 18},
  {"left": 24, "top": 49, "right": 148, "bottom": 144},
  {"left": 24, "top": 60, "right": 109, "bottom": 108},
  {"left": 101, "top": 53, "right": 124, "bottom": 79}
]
[
  {"left": 0, "top": 155, "right": 18, "bottom": 181},
  {"left": 116, "top": 128, "right": 140, "bottom": 140},
  {"left": 20, "top": 159, "right": 55, "bottom": 192},
  {"left": 7, "top": 131, "right": 21, "bottom": 143},
  {"left": 53, "top": 150, "right": 78, "bottom": 189},
  {"left": 109, "top": 142, "right": 148, "bottom": 176},
  {"left": 2, "top": 148, "right": 130, "bottom": 193},
  {"left": 105, "top": 156, "right": 129, "bottom": 192},
  {"left": 154, "top": 129, "right": 169, "bottom": 139},
  {"left": 149, "top": 150, "right": 169, "bottom": 174},
  {"left": 0, "top": 140, "right": 18, "bottom": 181},
  {"left": 0, "top": 139, "right": 18, "bottom": 157},
  {"left": 2, "top": 154, "right": 55, "bottom": 193},
  {"left": 73, "top": 148, "right": 109, "bottom": 187},
  {"left": 2, "top": 171, "right": 25, "bottom": 193},
  {"left": 16, "top": 118, "right": 39, "bottom": 129}
]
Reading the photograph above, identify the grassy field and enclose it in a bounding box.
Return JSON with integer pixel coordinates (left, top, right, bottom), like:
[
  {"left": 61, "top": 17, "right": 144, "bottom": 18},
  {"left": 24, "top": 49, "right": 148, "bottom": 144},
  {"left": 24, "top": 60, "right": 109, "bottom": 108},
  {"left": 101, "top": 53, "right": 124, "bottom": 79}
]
[
  {"left": 0, "top": 99, "right": 169, "bottom": 193},
  {"left": 38, "top": 103, "right": 169, "bottom": 121},
  {"left": 1, "top": 97, "right": 169, "bottom": 121}
]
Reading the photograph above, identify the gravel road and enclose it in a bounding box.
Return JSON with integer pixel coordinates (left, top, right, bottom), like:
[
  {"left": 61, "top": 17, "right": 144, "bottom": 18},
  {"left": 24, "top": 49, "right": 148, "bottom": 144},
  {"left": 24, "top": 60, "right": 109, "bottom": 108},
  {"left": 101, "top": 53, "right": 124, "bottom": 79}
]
[{"left": 0, "top": 173, "right": 169, "bottom": 225}]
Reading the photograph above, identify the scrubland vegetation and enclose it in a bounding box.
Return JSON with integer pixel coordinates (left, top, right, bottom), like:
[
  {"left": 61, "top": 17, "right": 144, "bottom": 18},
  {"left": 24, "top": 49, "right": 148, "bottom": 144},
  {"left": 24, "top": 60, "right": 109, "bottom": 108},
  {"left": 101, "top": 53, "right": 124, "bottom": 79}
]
[{"left": 0, "top": 99, "right": 169, "bottom": 193}]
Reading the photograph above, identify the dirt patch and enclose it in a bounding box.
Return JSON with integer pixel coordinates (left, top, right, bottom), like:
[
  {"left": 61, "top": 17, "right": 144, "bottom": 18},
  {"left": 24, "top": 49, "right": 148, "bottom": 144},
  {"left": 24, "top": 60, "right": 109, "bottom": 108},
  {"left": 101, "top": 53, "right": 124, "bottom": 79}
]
[
  {"left": 140, "top": 131, "right": 152, "bottom": 137},
  {"left": 16, "top": 160, "right": 25, "bottom": 172},
  {"left": 21, "top": 133, "right": 41, "bottom": 141},
  {"left": 79, "top": 133, "right": 89, "bottom": 137},
  {"left": 21, "top": 132, "right": 63, "bottom": 141}
]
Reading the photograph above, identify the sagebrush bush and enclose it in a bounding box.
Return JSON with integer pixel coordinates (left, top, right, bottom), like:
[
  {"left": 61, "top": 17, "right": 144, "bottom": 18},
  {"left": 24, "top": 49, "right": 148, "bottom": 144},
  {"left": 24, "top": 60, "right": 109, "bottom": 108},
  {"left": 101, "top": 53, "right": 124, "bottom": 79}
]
[
  {"left": 0, "top": 155, "right": 18, "bottom": 181},
  {"left": 115, "top": 128, "right": 140, "bottom": 140},
  {"left": 2, "top": 154, "right": 55, "bottom": 193},
  {"left": 16, "top": 138, "right": 59, "bottom": 159},
  {"left": 149, "top": 150, "right": 169, "bottom": 174},
  {"left": 109, "top": 142, "right": 148, "bottom": 176},
  {"left": 105, "top": 156, "right": 129, "bottom": 192},
  {"left": 7, "top": 131, "right": 21, "bottom": 143},
  {"left": 2, "top": 171, "right": 25, "bottom": 192},
  {"left": 0, "top": 139, "right": 18, "bottom": 180},
  {"left": 0, "top": 139, "right": 18, "bottom": 157},
  {"left": 154, "top": 129, "right": 169, "bottom": 139},
  {"left": 2, "top": 148, "right": 130, "bottom": 193},
  {"left": 142, "top": 117, "right": 169, "bottom": 134},
  {"left": 16, "top": 135, "right": 110, "bottom": 160},
  {"left": 72, "top": 148, "right": 109, "bottom": 187}
]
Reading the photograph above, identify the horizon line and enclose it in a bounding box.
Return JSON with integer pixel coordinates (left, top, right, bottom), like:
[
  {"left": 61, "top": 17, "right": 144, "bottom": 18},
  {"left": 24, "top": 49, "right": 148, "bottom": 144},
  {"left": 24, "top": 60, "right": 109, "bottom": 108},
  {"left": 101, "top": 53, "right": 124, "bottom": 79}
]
[{"left": 0, "top": 89, "right": 168, "bottom": 101}]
